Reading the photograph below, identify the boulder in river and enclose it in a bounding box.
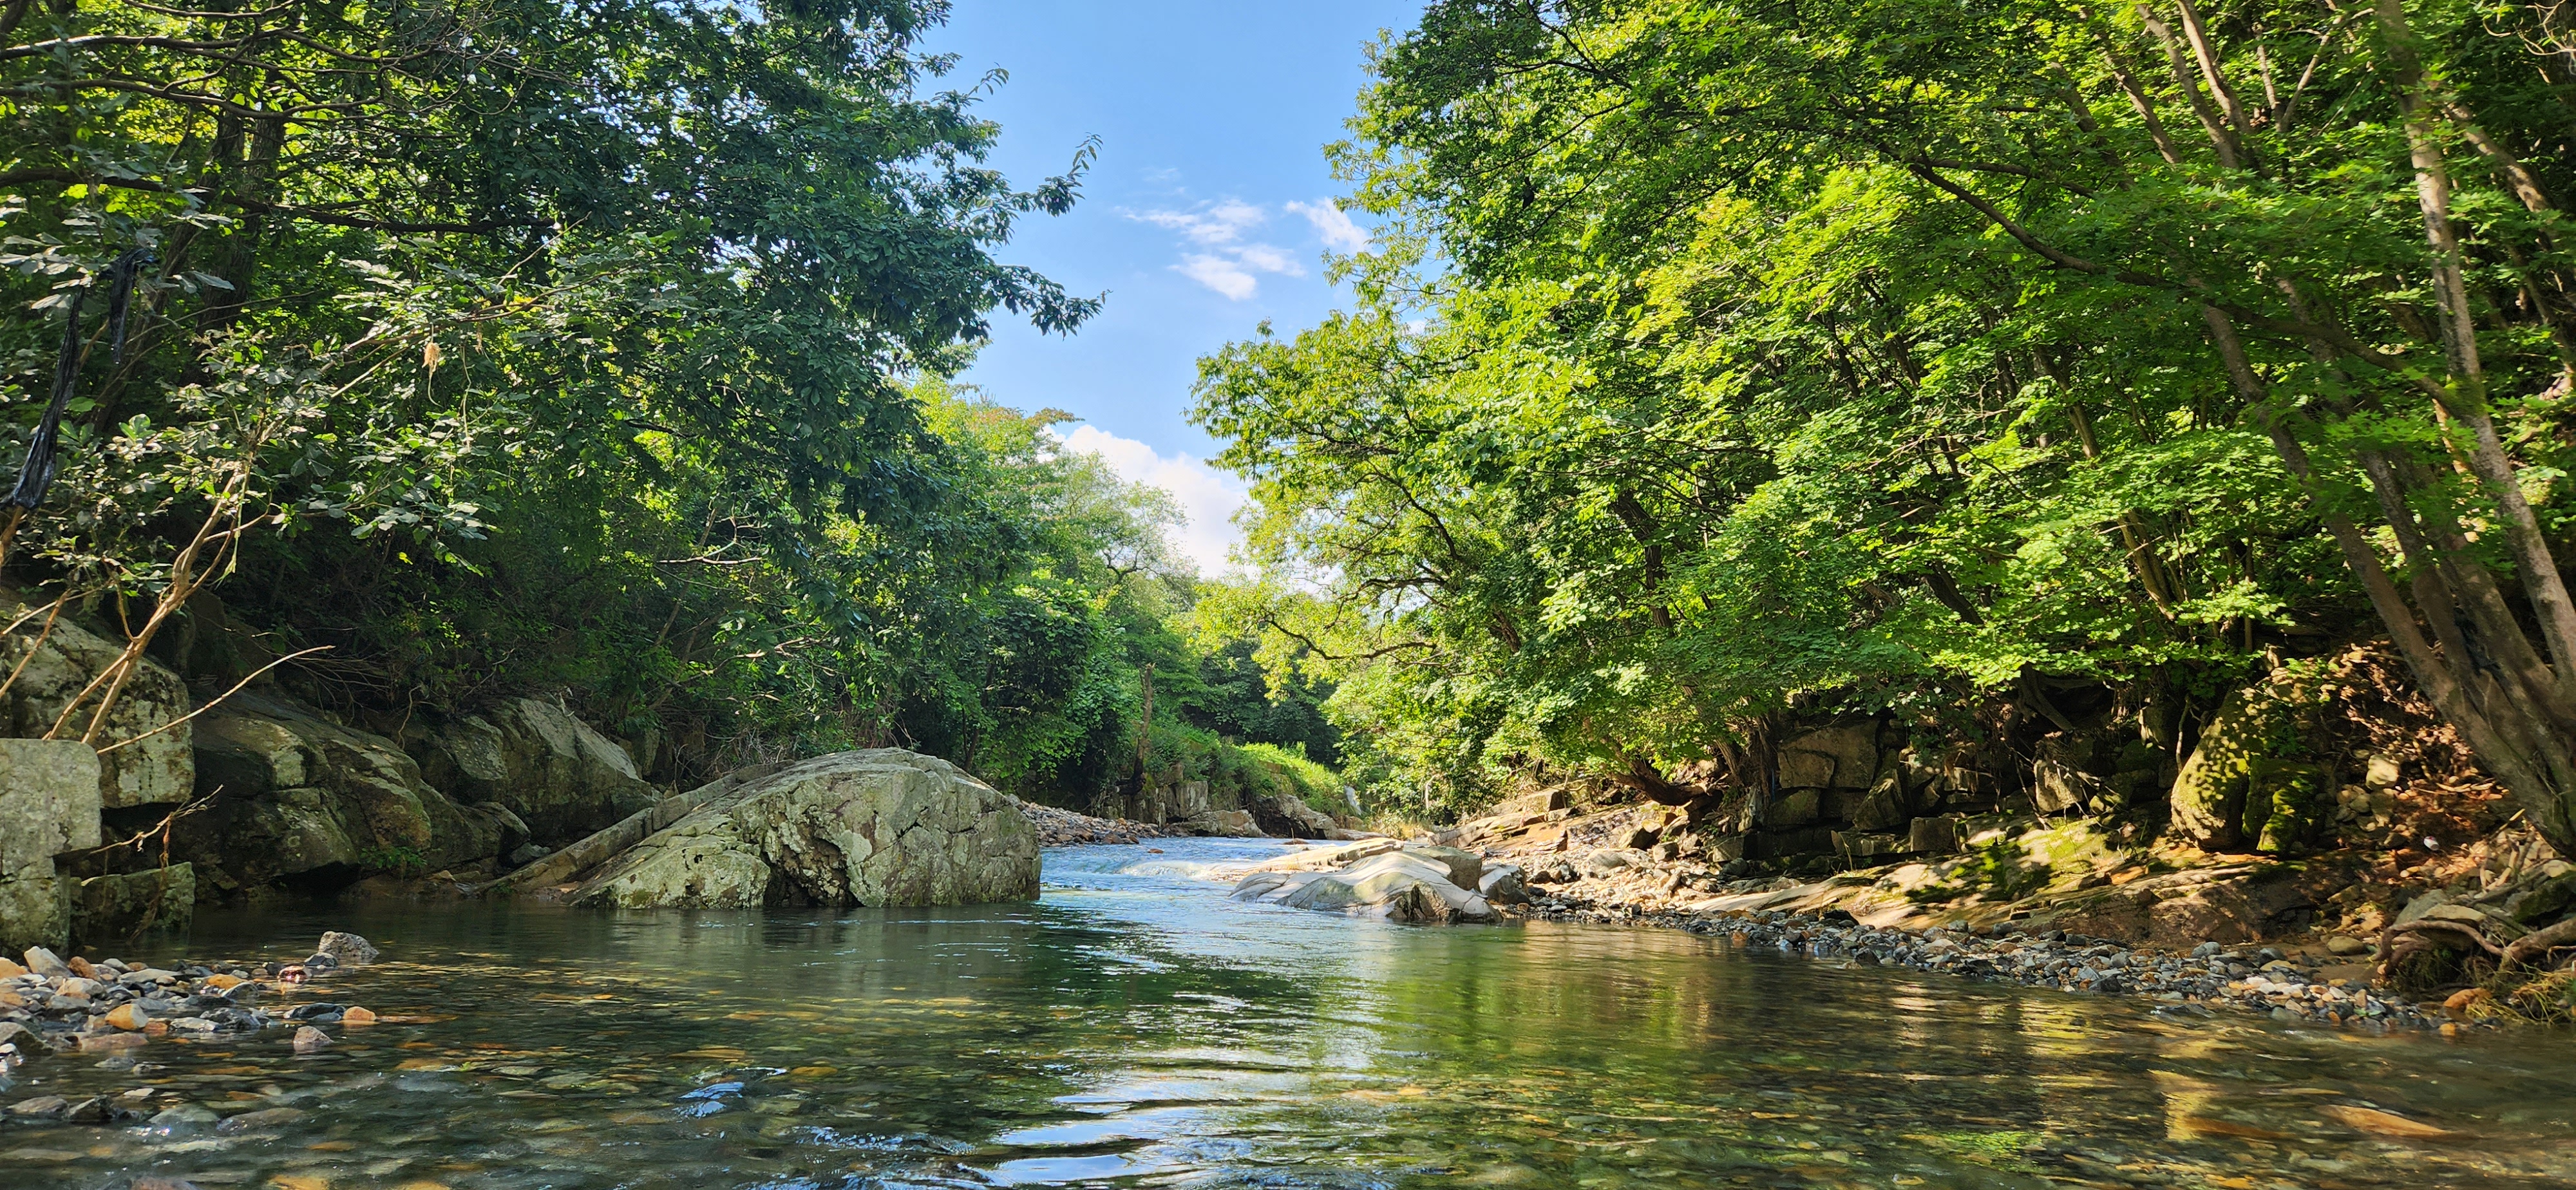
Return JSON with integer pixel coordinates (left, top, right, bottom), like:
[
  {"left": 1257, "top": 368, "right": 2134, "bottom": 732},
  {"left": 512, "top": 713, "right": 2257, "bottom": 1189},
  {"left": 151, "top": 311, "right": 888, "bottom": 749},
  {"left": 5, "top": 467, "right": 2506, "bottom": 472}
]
[
  {"left": 1249, "top": 790, "right": 1338, "bottom": 839},
  {"left": 1231, "top": 840, "right": 1496, "bottom": 923},
  {"left": 568, "top": 750, "right": 1039, "bottom": 909},
  {"left": 1478, "top": 863, "right": 1531, "bottom": 904},
  {"left": 315, "top": 930, "right": 379, "bottom": 966},
  {"left": 1186, "top": 808, "right": 1262, "bottom": 836}
]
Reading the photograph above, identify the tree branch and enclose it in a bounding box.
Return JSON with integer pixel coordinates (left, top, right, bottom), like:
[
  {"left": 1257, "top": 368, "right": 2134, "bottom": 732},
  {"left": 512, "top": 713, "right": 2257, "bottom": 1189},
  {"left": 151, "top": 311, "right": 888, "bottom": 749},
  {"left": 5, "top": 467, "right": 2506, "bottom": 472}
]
[{"left": 0, "top": 168, "right": 550, "bottom": 233}]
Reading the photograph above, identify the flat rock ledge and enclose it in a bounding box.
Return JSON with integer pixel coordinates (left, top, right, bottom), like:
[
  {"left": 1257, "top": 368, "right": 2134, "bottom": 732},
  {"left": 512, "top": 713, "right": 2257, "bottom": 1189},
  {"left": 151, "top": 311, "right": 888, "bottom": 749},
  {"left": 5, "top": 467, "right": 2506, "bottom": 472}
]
[{"left": 1230, "top": 838, "right": 1517, "bottom": 924}]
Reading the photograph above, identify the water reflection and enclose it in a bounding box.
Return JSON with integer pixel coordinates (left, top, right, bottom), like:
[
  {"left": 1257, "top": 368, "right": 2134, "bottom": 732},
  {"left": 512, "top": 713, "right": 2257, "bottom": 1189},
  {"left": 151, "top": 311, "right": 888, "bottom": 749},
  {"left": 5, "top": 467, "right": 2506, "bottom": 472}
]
[{"left": 2, "top": 836, "right": 2571, "bottom": 1187}]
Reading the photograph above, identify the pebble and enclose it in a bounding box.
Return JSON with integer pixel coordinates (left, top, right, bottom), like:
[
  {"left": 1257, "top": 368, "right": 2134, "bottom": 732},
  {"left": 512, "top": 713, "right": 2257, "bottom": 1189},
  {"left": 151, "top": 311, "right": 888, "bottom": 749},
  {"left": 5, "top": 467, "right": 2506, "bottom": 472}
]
[{"left": 0, "top": 929, "right": 383, "bottom": 1118}]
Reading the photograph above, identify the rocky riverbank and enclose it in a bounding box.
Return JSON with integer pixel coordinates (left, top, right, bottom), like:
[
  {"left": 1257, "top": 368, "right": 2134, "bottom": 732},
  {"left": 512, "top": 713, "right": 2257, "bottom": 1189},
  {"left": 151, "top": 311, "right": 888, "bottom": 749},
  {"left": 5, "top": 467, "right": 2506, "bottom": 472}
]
[
  {"left": 1528, "top": 896, "right": 2453, "bottom": 1032},
  {"left": 1, "top": 933, "right": 385, "bottom": 1128},
  {"left": 1014, "top": 799, "right": 1170, "bottom": 847},
  {"left": 1416, "top": 791, "right": 2519, "bottom": 1032},
  {"left": 1190, "top": 822, "right": 2452, "bottom": 1030}
]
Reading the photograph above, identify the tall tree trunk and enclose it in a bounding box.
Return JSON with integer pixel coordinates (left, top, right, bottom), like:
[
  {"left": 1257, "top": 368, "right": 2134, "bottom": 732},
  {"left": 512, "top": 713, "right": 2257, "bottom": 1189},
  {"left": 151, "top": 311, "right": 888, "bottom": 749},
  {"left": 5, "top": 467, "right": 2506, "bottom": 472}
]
[
  {"left": 2211, "top": 301, "right": 2576, "bottom": 845},
  {"left": 2376, "top": 0, "right": 2576, "bottom": 708}
]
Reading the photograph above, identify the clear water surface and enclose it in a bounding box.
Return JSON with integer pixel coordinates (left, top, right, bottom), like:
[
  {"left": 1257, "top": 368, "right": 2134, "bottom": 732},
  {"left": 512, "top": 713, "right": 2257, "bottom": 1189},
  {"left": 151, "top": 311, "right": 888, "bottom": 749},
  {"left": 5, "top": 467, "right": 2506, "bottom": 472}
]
[{"left": 5, "top": 836, "right": 2575, "bottom": 1188}]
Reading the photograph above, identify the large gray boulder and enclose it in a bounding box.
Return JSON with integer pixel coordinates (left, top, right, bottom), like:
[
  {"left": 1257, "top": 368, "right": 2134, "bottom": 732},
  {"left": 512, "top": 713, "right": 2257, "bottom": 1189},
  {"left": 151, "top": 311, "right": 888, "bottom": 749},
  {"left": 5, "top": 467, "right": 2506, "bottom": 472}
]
[
  {"left": 0, "top": 739, "right": 100, "bottom": 951},
  {"left": 493, "top": 761, "right": 793, "bottom": 897},
  {"left": 1184, "top": 808, "right": 1263, "bottom": 836},
  {"left": 569, "top": 750, "right": 1038, "bottom": 909},
  {"left": 0, "top": 589, "right": 193, "bottom": 809},
  {"left": 1101, "top": 777, "right": 1211, "bottom": 827},
  {"left": 174, "top": 693, "right": 526, "bottom": 896},
  {"left": 410, "top": 697, "right": 657, "bottom": 845}
]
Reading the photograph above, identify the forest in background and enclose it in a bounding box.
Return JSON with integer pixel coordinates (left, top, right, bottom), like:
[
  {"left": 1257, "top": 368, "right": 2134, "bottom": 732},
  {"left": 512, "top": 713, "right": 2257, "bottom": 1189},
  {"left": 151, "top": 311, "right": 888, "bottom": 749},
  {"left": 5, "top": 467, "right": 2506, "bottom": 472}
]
[
  {"left": 0, "top": 0, "right": 1337, "bottom": 813},
  {"left": 1193, "top": 0, "right": 2576, "bottom": 847}
]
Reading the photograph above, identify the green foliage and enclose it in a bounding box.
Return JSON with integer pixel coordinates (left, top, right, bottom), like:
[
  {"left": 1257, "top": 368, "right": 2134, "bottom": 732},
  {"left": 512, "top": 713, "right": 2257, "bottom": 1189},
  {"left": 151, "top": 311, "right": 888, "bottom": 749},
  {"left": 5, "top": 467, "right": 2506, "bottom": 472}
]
[
  {"left": 2, "top": 0, "right": 1340, "bottom": 802},
  {"left": 1192, "top": 0, "right": 2576, "bottom": 818},
  {"left": 1178, "top": 638, "right": 1341, "bottom": 766},
  {"left": 1235, "top": 741, "right": 1340, "bottom": 797},
  {"left": 1145, "top": 722, "right": 1345, "bottom": 815},
  {"left": 355, "top": 845, "right": 428, "bottom": 878}
]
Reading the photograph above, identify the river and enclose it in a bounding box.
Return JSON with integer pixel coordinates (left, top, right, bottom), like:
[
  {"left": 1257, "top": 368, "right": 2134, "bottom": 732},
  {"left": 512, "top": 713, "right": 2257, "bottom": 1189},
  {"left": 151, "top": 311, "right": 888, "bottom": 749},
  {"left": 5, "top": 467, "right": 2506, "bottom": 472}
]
[{"left": 7, "top": 836, "right": 2575, "bottom": 1187}]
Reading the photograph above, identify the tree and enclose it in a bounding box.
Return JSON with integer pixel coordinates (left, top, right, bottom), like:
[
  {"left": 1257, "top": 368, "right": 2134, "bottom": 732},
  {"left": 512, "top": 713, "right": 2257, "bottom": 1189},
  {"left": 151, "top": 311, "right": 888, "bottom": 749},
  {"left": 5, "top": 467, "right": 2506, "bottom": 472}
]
[
  {"left": 1198, "top": 0, "right": 2576, "bottom": 840},
  {"left": 1, "top": 0, "right": 1104, "bottom": 767}
]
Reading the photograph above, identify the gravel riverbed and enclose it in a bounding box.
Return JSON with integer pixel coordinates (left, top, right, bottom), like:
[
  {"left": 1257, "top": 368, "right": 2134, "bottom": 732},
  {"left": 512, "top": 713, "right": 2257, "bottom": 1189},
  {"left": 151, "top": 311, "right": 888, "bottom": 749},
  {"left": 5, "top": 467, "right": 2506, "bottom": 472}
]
[{"left": 2, "top": 932, "right": 383, "bottom": 1129}]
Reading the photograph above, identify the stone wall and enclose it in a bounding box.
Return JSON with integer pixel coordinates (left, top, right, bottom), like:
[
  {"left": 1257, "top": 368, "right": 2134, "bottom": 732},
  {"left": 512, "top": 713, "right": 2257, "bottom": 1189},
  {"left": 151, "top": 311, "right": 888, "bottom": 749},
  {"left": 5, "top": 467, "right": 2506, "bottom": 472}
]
[
  {"left": 1665, "top": 719, "right": 2077, "bottom": 871},
  {"left": 1617, "top": 653, "right": 2434, "bottom": 879}
]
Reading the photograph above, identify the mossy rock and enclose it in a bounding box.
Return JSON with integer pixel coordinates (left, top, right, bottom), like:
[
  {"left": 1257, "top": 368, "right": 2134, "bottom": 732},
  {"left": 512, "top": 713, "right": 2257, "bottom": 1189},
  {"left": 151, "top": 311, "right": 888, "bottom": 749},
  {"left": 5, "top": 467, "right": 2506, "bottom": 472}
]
[
  {"left": 2511, "top": 865, "right": 2576, "bottom": 926},
  {"left": 2170, "top": 694, "right": 2259, "bottom": 849},
  {"left": 2243, "top": 759, "right": 2327, "bottom": 855},
  {"left": 2168, "top": 671, "right": 2335, "bottom": 853}
]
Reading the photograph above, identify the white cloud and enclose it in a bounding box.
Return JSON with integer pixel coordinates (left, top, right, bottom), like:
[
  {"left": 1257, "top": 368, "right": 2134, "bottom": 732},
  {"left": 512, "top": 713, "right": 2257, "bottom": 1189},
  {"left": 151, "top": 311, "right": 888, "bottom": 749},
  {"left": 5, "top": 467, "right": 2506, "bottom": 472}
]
[
  {"left": 1174, "top": 254, "right": 1260, "bottom": 301},
  {"left": 1286, "top": 198, "right": 1368, "bottom": 251},
  {"left": 1124, "top": 198, "right": 1311, "bottom": 300},
  {"left": 1056, "top": 424, "right": 1247, "bottom": 577},
  {"left": 1126, "top": 198, "right": 1267, "bottom": 245},
  {"left": 1230, "top": 243, "right": 1304, "bottom": 276}
]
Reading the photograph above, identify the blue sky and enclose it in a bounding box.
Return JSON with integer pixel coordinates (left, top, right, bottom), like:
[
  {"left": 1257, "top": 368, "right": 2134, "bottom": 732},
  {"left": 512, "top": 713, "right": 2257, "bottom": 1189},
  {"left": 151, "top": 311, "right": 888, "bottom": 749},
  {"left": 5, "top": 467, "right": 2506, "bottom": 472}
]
[{"left": 922, "top": 1, "right": 1421, "bottom": 573}]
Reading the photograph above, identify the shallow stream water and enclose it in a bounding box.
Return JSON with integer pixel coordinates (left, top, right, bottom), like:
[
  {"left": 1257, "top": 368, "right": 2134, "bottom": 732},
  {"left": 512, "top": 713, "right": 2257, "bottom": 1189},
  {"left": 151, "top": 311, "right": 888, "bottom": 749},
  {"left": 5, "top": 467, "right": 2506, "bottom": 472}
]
[{"left": 8, "top": 836, "right": 2576, "bottom": 1188}]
